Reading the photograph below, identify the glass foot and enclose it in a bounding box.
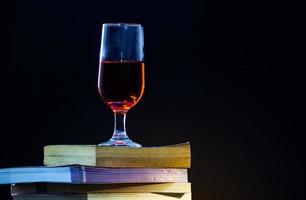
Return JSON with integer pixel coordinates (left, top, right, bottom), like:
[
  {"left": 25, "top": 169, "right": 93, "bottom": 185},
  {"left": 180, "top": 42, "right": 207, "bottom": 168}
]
[{"left": 98, "top": 132, "right": 141, "bottom": 147}]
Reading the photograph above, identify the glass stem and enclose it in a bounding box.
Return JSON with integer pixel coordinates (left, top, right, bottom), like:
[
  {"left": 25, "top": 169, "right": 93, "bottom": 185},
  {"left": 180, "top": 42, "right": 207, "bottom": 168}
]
[
  {"left": 98, "top": 110, "right": 141, "bottom": 147},
  {"left": 112, "top": 111, "right": 128, "bottom": 140}
]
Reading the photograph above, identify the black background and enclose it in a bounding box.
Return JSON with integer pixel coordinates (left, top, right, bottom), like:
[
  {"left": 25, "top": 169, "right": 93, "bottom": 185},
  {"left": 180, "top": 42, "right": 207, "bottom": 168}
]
[{"left": 1, "top": 0, "right": 297, "bottom": 199}]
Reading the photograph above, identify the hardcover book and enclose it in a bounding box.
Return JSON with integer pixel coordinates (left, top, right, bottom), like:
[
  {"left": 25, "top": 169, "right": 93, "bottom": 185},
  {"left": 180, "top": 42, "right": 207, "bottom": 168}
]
[
  {"left": 13, "top": 193, "right": 191, "bottom": 200},
  {"left": 44, "top": 143, "right": 191, "bottom": 168},
  {"left": 11, "top": 183, "right": 191, "bottom": 194},
  {"left": 0, "top": 165, "right": 187, "bottom": 185}
]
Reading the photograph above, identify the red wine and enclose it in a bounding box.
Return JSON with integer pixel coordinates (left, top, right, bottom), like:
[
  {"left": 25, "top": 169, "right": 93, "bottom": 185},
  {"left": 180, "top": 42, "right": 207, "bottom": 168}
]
[{"left": 98, "top": 61, "right": 145, "bottom": 112}]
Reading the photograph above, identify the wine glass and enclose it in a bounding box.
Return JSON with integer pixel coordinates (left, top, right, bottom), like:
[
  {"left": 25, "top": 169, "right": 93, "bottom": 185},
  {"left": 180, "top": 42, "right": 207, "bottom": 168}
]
[{"left": 97, "top": 23, "right": 145, "bottom": 147}]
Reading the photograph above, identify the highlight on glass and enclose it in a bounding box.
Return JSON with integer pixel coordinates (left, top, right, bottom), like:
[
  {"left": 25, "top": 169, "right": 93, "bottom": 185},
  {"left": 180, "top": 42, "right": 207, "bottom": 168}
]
[{"left": 97, "top": 23, "right": 145, "bottom": 147}]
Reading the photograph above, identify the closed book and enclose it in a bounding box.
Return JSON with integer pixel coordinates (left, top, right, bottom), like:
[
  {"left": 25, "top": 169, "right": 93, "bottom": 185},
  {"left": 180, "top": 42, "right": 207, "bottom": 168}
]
[
  {"left": 13, "top": 193, "right": 191, "bottom": 200},
  {"left": 0, "top": 165, "right": 187, "bottom": 185},
  {"left": 11, "top": 183, "right": 191, "bottom": 194},
  {"left": 44, "top": 143, "right": 191, "bottom": 168}
]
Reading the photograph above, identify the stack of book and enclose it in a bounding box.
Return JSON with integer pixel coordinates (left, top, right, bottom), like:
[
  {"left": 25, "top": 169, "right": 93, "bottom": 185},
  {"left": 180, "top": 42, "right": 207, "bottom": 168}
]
[{"left": 0, "top": 143, "right": 192, "bottom": 200}]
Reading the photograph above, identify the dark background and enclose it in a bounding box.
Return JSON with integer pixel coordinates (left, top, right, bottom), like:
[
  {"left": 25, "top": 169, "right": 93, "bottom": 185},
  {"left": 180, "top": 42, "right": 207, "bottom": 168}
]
[{"left": 1, "top": 0, "right": 296, "bottom": 199}]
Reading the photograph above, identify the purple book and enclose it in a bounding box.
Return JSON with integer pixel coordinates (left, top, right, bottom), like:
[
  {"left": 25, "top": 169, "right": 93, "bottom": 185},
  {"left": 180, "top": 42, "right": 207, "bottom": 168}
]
[{"left": 0, "top": 165, "right": 188, "bottom": 184}]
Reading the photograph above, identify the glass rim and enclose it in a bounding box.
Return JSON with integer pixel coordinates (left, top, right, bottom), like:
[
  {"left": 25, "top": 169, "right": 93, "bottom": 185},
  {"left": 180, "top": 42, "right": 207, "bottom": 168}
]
[{"left": 102, "top": 23, "right": 142, "bottom": 27}]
